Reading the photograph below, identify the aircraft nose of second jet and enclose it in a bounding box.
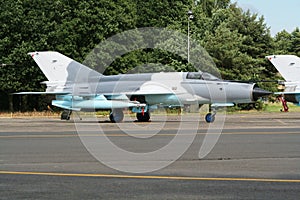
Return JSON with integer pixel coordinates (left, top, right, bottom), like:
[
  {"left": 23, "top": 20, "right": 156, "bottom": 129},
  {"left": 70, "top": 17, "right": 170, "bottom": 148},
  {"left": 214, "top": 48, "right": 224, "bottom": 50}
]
[{"left": 252, "top": 86, "right": 272, "bottom": 101}]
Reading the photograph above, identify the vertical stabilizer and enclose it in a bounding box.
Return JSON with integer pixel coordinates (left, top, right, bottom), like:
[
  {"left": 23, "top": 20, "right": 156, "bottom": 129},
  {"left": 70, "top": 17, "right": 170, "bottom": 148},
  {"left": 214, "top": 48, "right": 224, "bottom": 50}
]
[
  {"left": 29, "top": 51, "right": 102, "bottom": 83},
  {"left": 266, "top": 55, "right": 300, "bottom": 82}
]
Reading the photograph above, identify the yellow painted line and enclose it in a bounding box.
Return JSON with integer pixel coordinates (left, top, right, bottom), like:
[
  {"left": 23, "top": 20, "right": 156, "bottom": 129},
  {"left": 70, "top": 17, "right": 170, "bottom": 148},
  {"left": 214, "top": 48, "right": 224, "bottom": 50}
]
[
  {"left": 0, "top": 171, "right": 300, "bottom": 183},
  {"left": 0, "top": 131, "right": 300, "bottom": 138}
]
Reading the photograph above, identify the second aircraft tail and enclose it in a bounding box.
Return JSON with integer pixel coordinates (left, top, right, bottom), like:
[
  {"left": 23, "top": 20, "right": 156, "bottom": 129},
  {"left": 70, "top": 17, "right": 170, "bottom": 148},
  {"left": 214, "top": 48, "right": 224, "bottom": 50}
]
[{"left": 266, "top": 55, "right": 300, "bottom": 82}]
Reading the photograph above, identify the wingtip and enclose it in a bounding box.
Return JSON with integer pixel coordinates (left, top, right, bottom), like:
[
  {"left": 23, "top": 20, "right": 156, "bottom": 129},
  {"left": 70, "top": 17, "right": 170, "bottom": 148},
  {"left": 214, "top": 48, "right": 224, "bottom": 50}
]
[
  {"left": 28, "top": 52, "right": 39, "bottom": 58},
  {"left": 266, "top": 55, "right": 275, "bottom": 61},
  {"left": 28, "top": 51, "right": 60, "bottom": 58}
]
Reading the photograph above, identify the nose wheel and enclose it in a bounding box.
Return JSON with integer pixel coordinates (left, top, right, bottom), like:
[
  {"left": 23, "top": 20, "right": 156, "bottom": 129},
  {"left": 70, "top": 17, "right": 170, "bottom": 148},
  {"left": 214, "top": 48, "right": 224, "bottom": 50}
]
[
  {"left": 205, "top": 113, "right": 215, "bottom": 123},
  {"left": 205, "top": 105, "right": 217, "bottom": 123}
]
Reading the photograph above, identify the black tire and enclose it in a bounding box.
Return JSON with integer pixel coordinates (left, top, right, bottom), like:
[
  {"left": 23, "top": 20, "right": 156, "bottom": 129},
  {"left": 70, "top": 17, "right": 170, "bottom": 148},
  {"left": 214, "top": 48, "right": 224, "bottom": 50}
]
[
  {"left": 205, "top": 113, "right": 215, "bottom": 123},
  {"left": 136, "top": 112, "right": 150, "bottom": 122},
  {"left": 109, "top": 109, "right": 124, "bottom": 123},
  {"left": 61, "top": 110, "right": 71, "bottom": 120}
]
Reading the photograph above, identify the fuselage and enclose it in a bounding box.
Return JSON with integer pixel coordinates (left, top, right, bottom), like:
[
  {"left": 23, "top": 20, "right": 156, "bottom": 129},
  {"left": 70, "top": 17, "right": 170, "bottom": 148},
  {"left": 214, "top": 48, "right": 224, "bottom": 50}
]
[{"left": 69, "top": 71, "right": 259, "bottom": 107}]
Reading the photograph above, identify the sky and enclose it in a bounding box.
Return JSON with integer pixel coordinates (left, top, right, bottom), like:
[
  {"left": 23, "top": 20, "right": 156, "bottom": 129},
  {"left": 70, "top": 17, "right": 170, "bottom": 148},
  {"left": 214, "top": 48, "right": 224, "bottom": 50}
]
[{"left": 233, "top": 0, "right": 300, "bottom": 36}]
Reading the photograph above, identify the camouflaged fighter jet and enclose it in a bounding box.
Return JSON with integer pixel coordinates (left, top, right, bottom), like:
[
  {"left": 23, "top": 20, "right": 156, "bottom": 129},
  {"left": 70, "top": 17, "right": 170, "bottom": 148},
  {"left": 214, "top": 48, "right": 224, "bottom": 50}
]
[{"left": 18, "top": 51, "right": 270, "bottom": 123}]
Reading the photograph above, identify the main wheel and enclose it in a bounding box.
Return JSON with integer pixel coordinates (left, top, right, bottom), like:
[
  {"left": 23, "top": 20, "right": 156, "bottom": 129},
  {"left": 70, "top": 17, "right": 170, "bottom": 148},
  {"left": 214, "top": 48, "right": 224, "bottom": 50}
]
[
  {"left": 109, "top": 109, "right": 124, "bottom": 123},
  {"left": 205, "top": 113, "right": 215, "bottom": 123},
  {"left": 61, "top": 110, "right": 71, "bottom": 120},
  {"left": 136, "top": 112, "right": 150, "bottom": 122}
]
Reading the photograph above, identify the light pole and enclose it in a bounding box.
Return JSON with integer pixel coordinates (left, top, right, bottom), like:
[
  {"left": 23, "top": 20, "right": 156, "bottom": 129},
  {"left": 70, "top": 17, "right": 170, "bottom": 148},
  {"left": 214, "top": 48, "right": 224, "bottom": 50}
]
[{"left": 187, "top": 10, "right": 193, "bottom": 63}]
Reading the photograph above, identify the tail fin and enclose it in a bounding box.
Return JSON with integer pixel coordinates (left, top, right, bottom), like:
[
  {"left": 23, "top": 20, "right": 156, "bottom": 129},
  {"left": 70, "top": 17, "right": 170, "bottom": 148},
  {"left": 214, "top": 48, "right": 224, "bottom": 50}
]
[
  {"left": 29, "top": 51, "right": 102, "bottom": 83},
  {"left": 266, "top": 55, "right": 300, "bottom": 82}
]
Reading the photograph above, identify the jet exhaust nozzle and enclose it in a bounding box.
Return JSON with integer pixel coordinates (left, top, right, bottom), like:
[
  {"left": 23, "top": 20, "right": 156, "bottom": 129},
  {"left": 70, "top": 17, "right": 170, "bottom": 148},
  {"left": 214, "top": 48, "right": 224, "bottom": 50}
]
[{"left": 252, "top": 86, "right": 272, "bottom": 101}]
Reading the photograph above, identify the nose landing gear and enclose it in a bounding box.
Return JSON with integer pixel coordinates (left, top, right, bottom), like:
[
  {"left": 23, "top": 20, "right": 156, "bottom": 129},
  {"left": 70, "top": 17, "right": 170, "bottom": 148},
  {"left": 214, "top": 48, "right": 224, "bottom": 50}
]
[
  {"left": 205, "top": 112, "right": 215, "bottom": 123},
  {"left": 205, "top": 105, "right": 217, "bottom": 123}
]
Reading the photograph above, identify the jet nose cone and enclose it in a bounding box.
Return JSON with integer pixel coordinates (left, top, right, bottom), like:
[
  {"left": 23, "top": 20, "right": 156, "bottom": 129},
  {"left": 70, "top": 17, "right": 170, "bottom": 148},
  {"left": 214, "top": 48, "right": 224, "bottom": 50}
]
[{"left": 252, "top": 87, "right": 272, "bottom": 101}]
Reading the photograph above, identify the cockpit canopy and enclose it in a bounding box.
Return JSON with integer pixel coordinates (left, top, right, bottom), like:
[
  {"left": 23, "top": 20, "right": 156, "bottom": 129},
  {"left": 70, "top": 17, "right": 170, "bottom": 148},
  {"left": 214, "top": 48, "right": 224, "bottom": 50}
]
[{"left": 186, "top": 72, "right": 220, "bottom": 81}]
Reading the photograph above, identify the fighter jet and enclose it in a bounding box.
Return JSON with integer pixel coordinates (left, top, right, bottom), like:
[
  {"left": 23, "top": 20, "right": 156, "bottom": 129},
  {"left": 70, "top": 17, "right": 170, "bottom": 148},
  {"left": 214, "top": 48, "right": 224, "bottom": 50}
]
[
  {"left": 18, "top": 51, "right": 270, "bottom": 123},
  {"left": 266, "top": 55, "right": 300, "bottom": 104}
]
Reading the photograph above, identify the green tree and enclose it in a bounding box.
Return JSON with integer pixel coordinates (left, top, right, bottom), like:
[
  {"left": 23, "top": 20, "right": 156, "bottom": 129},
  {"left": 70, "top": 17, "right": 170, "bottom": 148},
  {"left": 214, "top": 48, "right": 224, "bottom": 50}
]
[
  {"left": 1, "top": 0, "right": 295, "bottom": 111},
  {"left": 273, "top": 30, "right": 293, "bottom": 54},
  {"left": 0, "top": 0, "right": 137, "bottom": 111},
  {"left": 290, "top": 28, "right": 300, "bottom": 56}
]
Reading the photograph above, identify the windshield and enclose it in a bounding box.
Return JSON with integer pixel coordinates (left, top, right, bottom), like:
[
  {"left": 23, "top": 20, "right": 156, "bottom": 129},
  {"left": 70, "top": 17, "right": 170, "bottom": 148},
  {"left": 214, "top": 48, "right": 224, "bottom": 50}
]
[{"left": 186, "top": 72, "right": 220, "bottom": 81}]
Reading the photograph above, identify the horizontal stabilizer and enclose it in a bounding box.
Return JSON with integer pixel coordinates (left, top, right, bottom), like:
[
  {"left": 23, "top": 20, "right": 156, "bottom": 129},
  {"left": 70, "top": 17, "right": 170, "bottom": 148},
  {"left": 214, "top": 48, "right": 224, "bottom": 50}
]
[{"left": 274, "top": 92, "right": 300, "bottom": 95}]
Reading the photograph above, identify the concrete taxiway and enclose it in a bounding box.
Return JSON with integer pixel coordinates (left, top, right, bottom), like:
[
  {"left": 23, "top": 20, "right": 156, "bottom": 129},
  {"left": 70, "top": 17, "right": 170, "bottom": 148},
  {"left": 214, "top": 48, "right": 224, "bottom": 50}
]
[{"left": 0, "top": 112, "right": 300, "bottom": 199}]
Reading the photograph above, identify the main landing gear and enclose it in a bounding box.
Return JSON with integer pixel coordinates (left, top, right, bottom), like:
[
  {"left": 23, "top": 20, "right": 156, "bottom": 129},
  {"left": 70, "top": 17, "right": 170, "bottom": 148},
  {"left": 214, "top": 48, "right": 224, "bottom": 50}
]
[
  {"left": 109, "top": 109, "right": 124, "bottom": 123},
  {"left": 130, "top": 95, "right": 151, "bottom": 122},
  {"left": 109, "top": 108, "right": 151, "bottom": 123},
  {"left": 136, "top": 111, "right": 150, "bottom": 122},
  {"left": 61, "top": 110, "right": 72, "bottom": 120}
]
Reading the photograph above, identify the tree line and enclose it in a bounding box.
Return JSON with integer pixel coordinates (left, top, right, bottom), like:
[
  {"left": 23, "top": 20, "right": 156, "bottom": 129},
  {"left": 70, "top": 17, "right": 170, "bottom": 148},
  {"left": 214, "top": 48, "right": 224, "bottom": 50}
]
[{"left": 0, "top": 0, "right": 299, "bottom": 111}]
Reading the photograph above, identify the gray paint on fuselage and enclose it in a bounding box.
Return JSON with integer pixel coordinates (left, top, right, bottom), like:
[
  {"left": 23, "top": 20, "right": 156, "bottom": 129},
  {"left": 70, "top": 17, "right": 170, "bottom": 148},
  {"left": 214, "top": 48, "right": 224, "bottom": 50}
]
[
  {"left": 65, "top": 61, "right": 254, "bottom": 105},
  {"left": 96, "top": 73, "right": 153, "bottom": 94},
  {"left": 66, "top": 61, "right": 102, "bottom": 83},
  {"left": 182, "top": 80, "right": 253, "bottom": 103},
  {"left": 100, "top": 73, "right": 153, "bottom": 82},
  {"left": 97, "top": 72, "right": 184, "bottom": 104}
]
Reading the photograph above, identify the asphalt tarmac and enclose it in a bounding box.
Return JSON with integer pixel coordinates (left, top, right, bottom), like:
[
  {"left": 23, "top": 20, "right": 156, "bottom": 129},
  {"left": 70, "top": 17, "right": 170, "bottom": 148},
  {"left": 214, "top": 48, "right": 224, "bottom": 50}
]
[{"left": 1, "top": 112, "right": 300, "bottom": 199}]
